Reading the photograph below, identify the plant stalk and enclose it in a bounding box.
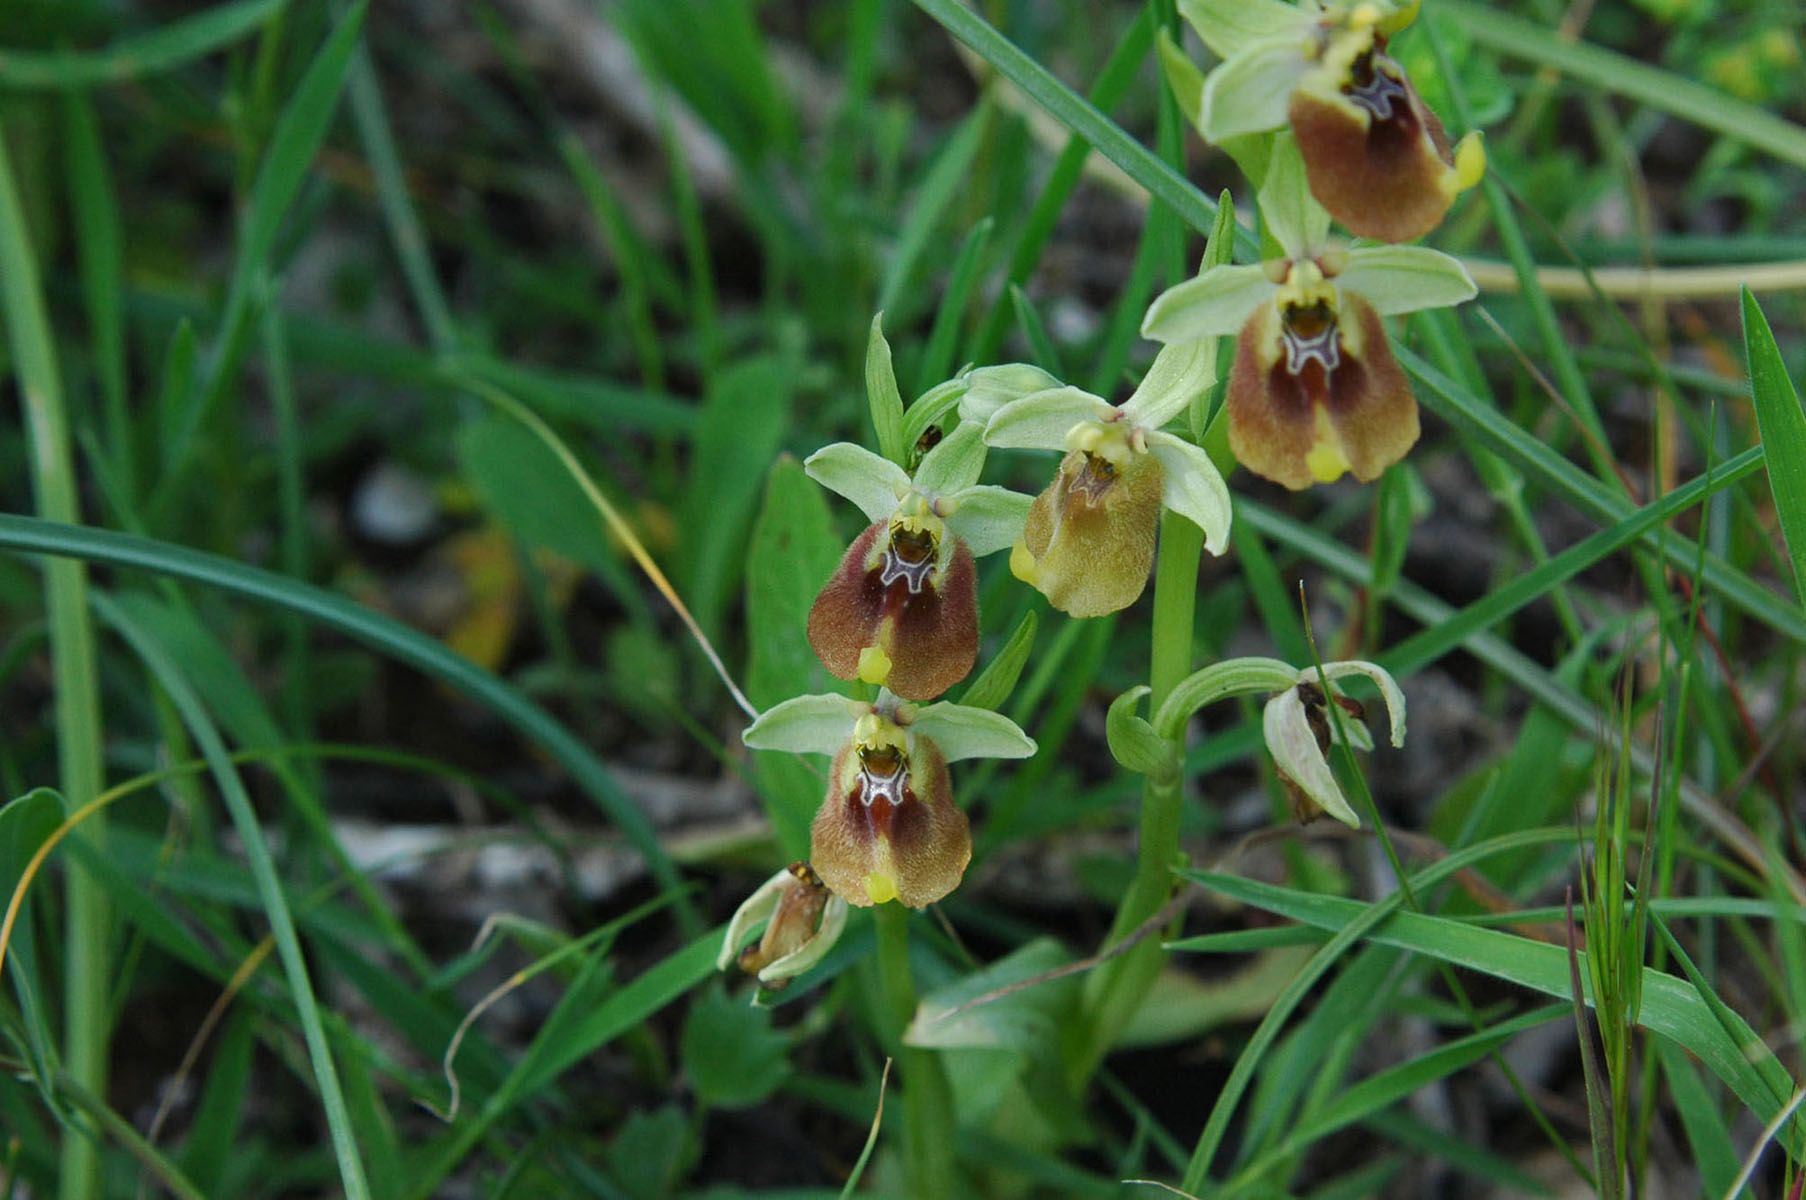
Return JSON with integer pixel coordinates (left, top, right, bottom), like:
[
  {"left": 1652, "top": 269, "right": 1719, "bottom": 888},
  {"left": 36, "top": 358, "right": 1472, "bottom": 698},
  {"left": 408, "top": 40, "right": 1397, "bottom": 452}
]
[
  {"left": 1072, "top": 509, "right": 1202, "bottom": 1085},
  {"left": 0, "top": 127, "right": 109, "bottom": 1200},
  {"left": 874, "top": 904, "right": 956, "bottom": 1196}
]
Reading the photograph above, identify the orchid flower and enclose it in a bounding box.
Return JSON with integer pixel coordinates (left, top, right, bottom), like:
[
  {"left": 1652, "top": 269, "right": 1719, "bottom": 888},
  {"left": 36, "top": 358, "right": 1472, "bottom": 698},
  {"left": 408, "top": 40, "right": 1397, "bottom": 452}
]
[{"left": 743, "top": 691, "right": 1035, "bottom": 907}]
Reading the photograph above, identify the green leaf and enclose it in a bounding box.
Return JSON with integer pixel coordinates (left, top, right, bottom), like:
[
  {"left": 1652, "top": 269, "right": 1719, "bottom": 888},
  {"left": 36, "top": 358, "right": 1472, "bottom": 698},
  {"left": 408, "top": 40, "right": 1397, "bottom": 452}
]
[
  {"left": 1443, "top": 0, "right": 1806, "bottom": 170},
  {"left": 1655, "top": 1039, "right": 1742, "bottom": 1200},
  {"left": 878, "top": 102, "right": 992, "bottom": 318},
  {"left": 1742, "top": 288, "right": 1806, "bottom": 608},
  {"left": 866, "top": 315, "right": 908, "bottom": 467},
  {"left": 605, "top": 1106, "right": 695, "bottom": 1200},
  {"left": 740, "top": 457, "right": 837, "bottom": 704},
  {"left": 915, "top": 217, "right": 994, "bottom": 397},
  {"left": 62, "top": 90, "right": 132, "bottom": 504},
  {"left": 0, "top": 0, "right": 285, "bottom": 87},
  {"left": 745, "top": 457, "right": 844, "bottom": 856},
  {"left": 1105, "top": 686, "right": 1179, "bottom": 784},
  {"left": 512, "top": 931, "right": 722, "bottom": 1102},
  {"left": 95, "top": 592, "right": 372, "bottom": 1200},
  {"left": 231, "top": 0, "right": 367, "bottom": 321},
  {"left": 902, "top": 378, "right": 971, "bottom": 452},
  {"left": 957, "top": 609, "right": 1038, "bottom": 712},
  {"left": 0, "top": 788, "right": 63, "bottom": 902},
  {"left": 169, "top": 1, "right": 369, "bottom": 487},
  {"left": 339, "top": 1041, "right": 404, "bottom": 1200},
  {"left": 156, "top": 319, "right": 198, "bottom": 464},
  {"left": 1009, "top": 284, "right": 1065, "bottom": 378},
  {"left": 179, "top": 1012, "right": 254, "bottom": 1195},
  {"left": 1188, "top": 868, "right": 1801, "bottom": 1147},
  {"left": 910, "top": 0, "right": 1257, "bottom": 258},
  {"left": 0, "top": 514, "right": 690, "bottom": 926},
  {"left": 457, "top": 415, "right": 618, "bottom": 571},
  {"left": 680, "top": 984, "right": 792, "bottom": 1108},
  {"left": 1156, "top": 29, "right": 1206, "bottom": 128},
  {"left": 342, "top": 17, "right": 457, "bottom": 356},
  {"left": 684, "top": 356, "right": 793, "bottom": 639},
  {"left": 905, "top": 939, "right": 1074, "bottom": 1052},
  {"left": 1245, "top": 1005, "right": 1570, "bottom": 1180}
]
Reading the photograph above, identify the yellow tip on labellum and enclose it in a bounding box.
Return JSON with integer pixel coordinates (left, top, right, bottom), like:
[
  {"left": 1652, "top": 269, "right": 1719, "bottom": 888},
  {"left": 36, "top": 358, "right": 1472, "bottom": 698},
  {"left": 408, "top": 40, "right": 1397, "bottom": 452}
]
[
  {"left": 864, "top": 872, "right": 899, "bottom": 904},
  {"left": 856, "top": 643, "right": 893, "bottom": 686},
  {"left": 1305, "top": 408, "right": 1351, "bottom": 483},
  {"left": 1009, "top": 540, "right": 1039, "bottom": 585},
  {"left": 1377, "top": 0, "right": 1421, "bottom": 35},
  {"left": 1454, "top": 132, "right": 1487, "bottom": 191}
]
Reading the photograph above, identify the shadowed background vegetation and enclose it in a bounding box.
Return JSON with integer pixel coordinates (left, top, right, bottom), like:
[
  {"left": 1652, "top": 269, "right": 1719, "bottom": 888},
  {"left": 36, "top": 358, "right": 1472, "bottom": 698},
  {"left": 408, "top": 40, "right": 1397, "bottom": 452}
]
[{"left": 1, "top": 0, "right": 1804, "bottom": 1196}]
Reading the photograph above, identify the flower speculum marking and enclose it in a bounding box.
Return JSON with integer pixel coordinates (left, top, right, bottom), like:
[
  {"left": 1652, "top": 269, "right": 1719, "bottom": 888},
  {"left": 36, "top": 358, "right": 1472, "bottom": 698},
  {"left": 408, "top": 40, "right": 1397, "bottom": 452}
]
[
  {"left": 853, "top": 742, "right": 912, "bottom": 809},
  {"left": 1344, "top": 51, "right": 1409, "bottom": 121},
  {"left": 1068, "top": 453, "right": 1121, "bottom": 505},
  {"left": 1281, "top": 302, "right": 1343, "bottom": 376},
  {"left": 875, "top": 520, "right": 939, "bottom": 594},
  {"left": 1275, "top": 259, "right": 1345, "bottom": 379}
]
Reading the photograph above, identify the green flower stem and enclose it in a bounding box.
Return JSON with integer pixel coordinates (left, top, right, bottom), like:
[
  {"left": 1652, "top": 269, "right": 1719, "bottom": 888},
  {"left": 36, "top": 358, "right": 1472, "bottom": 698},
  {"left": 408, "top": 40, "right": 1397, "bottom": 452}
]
[
  {"left": 1072, "top": 508, "right": 1202, "bottom": 1085},
  {"left": 0, "top": 124, "right": 109, "bottom": 1200},
  {"left": 874, "top": 904, "right": 956, "bottom": 1196}
]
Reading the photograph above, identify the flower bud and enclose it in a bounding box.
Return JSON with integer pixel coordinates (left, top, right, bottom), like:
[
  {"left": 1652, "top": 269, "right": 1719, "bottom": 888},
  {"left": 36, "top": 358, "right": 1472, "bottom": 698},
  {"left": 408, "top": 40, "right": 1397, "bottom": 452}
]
[{"left": 718, "top": 862, "right": 849, "bottom": 988}]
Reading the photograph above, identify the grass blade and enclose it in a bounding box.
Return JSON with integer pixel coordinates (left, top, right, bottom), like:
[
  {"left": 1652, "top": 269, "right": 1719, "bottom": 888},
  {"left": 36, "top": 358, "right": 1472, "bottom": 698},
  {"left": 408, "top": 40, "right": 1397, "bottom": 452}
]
[
  {"left": 877, "top": 100, "right": 991, "bottom": 318},
  {"left": 1741, "top": 288, "right": 1806, "bottom": 608},
  {"left": 1443, "top": 0, "right": 1806, "bottom": 170},
  {"left": 61, "top": 90, "right": 133, "bottom": 504},
  {"left": 910, "top": 0, "right": 1253, "bottom": 255},
  {"left": 94, "top": 592, "right": 371, "bottom": 1200},
  {"left": 340, "top": 9, "right": 458, "bottom": 356},
  {"left": 1655, "top": 1038, "right": 1742, "bottom": 1199},
  {"left": 0, "top": 116, "right": 110, "bottom": 1200},
  {"left": 0, "top": 0, "right": 284, "bottom": 87},
  {"left": 165, "top": 0, "right": 368, "bottom": 494},
  {"left": 0, "top": 514, "right": 691, "bottom": 926},
  {"left": 1191, "top": 869, "right": 1801, "bottom": 1146}
]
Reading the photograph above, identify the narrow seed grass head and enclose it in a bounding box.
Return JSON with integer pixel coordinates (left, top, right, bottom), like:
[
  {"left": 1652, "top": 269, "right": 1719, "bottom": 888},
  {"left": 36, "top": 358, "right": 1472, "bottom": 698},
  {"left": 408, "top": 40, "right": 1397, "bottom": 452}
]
[{"left": 742, "top": 692, "right": 1035, "bottom": 907}]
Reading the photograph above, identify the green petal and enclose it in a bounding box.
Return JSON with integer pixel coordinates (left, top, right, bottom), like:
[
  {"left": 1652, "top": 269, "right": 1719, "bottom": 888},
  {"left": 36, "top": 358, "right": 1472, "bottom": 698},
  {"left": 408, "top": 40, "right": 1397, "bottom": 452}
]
[
  {"left": 1257, "top": 133, "right": 1330, "bottom": 260},
  {"left": 1142, "top": 263, "right": 1276, "bottom": 344},
  {"left": 742, "top": 693, "right": 859, "bottom": 755},
  {"left": 1334, "top": 719, "right": 1375, "bottom": 753},
  {"left": 1122, "top": 337, "right": 1218, "bottom": 432},
  {"left": 1157, "top": 29, "right": 1208, "bottom": 129},
  {"left": 956, "top": 363, "right": 1065, "bottom": 427},
  {"left": 1336, "top": 246, "right": 1477, "bottom": 316},
  {"left": 914, "top": 421, "right": 988, "bottom": 497},
  {"left": 907, "top": 701, "right": 1036, "bottom": 763},
  {"left": 756, "top": 895, "right": 848, "bottom": 983},
  {"left": 1146, "top": 431, "right": 1233, "bottom": 555},
  {"left": 1200, "top": 38, "right": 1310, "bottom": 142},
  {"left": 945, "top": 485, "right": 1032, "bottom": 557},
  {"left": 805, "top": 442, "right": 909, "bottom": 522},
  {"left": 718, "top": 867, "right": 792, "bottom": 969},
  {"left": 1263, "top": 688, "right": 1360, "bottom": 827},
  {"left": 1106, "top": 686, "right": 1179, "bottom": 783},
  {"left": 1317, "top": 660, "right": 1407, "bottom": 747},
  {"left": 1178, "top": 0, "right": 1311, "bottom": 59},
  {"left": 984, "top": 386, "right": 1113, "bottom": 450}
]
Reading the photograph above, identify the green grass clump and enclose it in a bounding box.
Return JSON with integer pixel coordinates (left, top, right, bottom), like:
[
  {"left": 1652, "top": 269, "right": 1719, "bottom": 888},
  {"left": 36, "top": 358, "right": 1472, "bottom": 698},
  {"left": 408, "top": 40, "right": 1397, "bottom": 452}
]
[{"left": 1, "top": 0, "right": 1804, "bottom": 1196}]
